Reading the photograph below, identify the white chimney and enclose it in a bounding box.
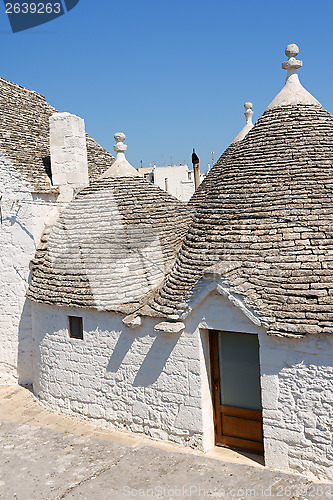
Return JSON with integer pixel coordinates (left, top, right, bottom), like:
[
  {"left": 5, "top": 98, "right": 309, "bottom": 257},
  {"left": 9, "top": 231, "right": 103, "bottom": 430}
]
[{"left": 49, "top": 112, "right": 89, "bottom": 190}]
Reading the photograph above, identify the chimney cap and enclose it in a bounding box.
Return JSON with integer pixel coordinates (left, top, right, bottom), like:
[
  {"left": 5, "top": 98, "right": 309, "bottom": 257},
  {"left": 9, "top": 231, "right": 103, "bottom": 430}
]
[{"left": 192, "top": 149, "right": 199, "bottom": 165}]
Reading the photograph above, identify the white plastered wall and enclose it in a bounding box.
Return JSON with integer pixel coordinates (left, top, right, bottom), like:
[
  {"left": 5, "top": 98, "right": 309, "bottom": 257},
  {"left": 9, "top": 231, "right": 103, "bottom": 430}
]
[
  {"left": 30, "top": 290, "right": 265, "bottom": 452},
  {"left": 30, "top": 288, "right": 333, "bottom": 481},
  {"left": 259, "top": 332, "right": 333, "bottom": 482},
  {"left": 152, "top": 165, "right": 195, "bottom": 202},
  {"left": 31, "top": 303, "right": 209, "bottom": 449},
  {"left": 188, "top": 290, "right": 333, "bottom": 481},
  {"left": 0, "top": 152, "right": 56, "bottom": 384}
]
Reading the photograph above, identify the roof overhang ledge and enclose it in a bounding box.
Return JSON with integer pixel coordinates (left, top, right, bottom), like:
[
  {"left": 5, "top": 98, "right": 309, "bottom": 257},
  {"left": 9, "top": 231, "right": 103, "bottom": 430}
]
[
  {"left": 154, "top": 322, "right": 185, "bottom": 334},
  {"left": 174, "top": 264, "right": 272, "bottom": 330}
]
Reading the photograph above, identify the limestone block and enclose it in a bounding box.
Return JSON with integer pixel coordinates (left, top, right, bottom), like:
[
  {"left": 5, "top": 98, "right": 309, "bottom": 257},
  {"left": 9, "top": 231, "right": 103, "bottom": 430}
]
[
  {"left": 261, "top": 374, "right": 279, "bottom": 410},
  {"left": 123, "top": 314, "right": 142, "bottom": 328},
  {"left": 264, "top": 439, "right": 290, "bottom": 470},
  {"left": 174, "top": 404, "right": 202, "bottom": 433},
  {"left": 132, "top": 401, "right": 150, "bottom": 419},
  {"left": 154, "top": 322, "right": 185, "bottom": 333},
  {"left": 50, "top": 112, "right": 89, "bottom": 189}
]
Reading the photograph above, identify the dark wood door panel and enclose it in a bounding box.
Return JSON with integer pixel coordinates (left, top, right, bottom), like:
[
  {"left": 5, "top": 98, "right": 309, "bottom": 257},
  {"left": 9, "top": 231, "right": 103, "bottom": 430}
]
[
  {"left": 219, "top": 435, "right": 264, "bottom": 454},
  {"left": 222, "top": 415, "right": 263, "bottom": 442},
  {"left": 221, "top": 405, "right": 262, "bottom": 421}
]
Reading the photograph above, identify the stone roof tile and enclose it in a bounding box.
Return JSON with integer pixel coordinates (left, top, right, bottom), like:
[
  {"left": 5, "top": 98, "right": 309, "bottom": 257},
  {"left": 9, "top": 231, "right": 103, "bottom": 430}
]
[
  {"left": 27, "top": 175, "right": 192, "bottom": 312},
  {"left": 149, "top": 103, "right": 333, "bottom": 337},
  {"left": 0, "top": 77, "right": 114, "bottom": 192}
]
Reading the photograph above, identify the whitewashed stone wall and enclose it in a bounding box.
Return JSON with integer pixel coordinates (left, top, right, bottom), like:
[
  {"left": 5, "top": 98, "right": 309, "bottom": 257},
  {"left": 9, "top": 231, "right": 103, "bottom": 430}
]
[
  {"left": 30, "top": 292, "right": 264, "bottom": 454},
  {"left": 30, "top": 289, "right": 333, "bottom": 481},
  {"left": 0, "top": 152, "right": 56, "bottom": 384},
  {"left": 152, "top": 165, "right": 195, "bottom": 202},
  {"left": 31, "top": 303, "right": 209, "bottom": 449},
  {"left": 260, "top": 332, "right": 333, "bottom": 482},
  {"left": 189, "top": 291, "right": 333, "bottom": 481},
  {"left": 138, "top": 165, "right": 198, "bottom": 202}
]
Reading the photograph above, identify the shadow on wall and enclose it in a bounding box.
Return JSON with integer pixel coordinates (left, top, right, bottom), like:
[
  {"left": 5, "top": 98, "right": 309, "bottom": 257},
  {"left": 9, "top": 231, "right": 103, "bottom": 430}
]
[
  {"left": 133, "top": 334, "right": 181, "bottom": 386},
  {"left": 106, "top": 332, "right": 135, "bottom": 373},
  {"left": 17, "top": 297, "right": 33, "bottom": 386},
  {"left": 106, "top": 330, "right": 181, "bottom": 386}
]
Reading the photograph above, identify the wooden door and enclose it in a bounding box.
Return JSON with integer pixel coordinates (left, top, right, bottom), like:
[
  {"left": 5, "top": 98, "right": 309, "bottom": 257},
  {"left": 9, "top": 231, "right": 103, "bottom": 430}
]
[{"left": 209, "top": 330, "right": 263, "bottom": 454}]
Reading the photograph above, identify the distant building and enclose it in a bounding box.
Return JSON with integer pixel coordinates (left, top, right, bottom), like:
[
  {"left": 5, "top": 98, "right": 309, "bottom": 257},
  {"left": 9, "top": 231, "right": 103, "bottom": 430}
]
[{"left": 137, "top": 164, "right": 204, "bottom": 202}]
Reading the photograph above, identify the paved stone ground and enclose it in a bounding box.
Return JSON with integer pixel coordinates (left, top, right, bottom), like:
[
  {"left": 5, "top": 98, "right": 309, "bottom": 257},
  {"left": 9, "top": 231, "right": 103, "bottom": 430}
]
[{"left": 0, "top": 386, "right": 332, "bottom": 500}]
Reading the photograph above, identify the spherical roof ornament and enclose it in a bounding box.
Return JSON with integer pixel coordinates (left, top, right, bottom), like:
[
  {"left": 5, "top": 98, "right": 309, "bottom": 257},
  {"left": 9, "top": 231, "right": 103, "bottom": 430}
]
[
  {"left": 266, "top": 43, "right": 320, "bottom": 110},
  {"left": 285, "top": 43, "right": 300, "bottom": 59},
  {"left": 114, "top": 132, "right": 127, "bottom": 153},
  {"left": 282, "top": 44, "right": 303, "bottom": 80}
]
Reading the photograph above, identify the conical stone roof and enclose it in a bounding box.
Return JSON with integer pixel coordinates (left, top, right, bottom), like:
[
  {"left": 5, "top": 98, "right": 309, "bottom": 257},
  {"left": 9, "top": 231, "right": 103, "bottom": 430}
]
[
  {"left": 189, "top": 103, "right": 254, "bottom": 209},
  {"left": 188, "top": 144, "right": 237, "bottom": 209},
  {"left": 0, "top": 77, "right": 115, "bottom": 192},
  {"left": 27, "top": 133, "right": 191, "bottom": 313},
  {"left": 149, "top": 45, "right": 333, "bottom": 337}
]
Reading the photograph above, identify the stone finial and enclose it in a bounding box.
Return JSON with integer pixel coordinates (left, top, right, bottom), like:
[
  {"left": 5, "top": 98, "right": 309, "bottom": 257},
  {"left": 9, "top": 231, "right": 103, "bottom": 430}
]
[
  {"left": 232, "top": 102, "right": 254, "bottom": 143},
  {"left": 114, "top": 132, "right": 127, "bottom": 154},
  {"left": 282, "top": 44, "right": 302, "bottom": 73},
  {"left": 100, "top": 131, "right": 140, "bottom": 179},
  {"left": 266, "top": 43, "right": 320, "bottom": 110},
  {"left": 244, "top": 102, "right": 254, "bottom": 125}
]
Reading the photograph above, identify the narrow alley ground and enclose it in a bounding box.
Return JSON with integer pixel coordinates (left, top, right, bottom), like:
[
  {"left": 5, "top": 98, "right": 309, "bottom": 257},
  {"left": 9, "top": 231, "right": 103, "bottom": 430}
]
[{"left": 0, "top": 386, "right": 331, "bottom": 499}]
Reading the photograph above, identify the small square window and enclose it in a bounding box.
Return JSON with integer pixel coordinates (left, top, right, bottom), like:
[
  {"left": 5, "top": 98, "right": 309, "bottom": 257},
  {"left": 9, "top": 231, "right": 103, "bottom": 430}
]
[{"left": 69, "top": 316, "right": 83, "bottom": 340}]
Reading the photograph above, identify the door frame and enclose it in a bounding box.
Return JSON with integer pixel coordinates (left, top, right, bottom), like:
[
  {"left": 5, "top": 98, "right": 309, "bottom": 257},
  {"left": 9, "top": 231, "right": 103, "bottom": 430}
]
[{"left": 209, "top": 329, "right": 264, "bottom": 454}]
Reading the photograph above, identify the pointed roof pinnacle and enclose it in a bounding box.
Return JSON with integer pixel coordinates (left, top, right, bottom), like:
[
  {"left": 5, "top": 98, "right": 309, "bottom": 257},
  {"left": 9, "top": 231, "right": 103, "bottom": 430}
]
[
  {"left": 100, "top": 132, "right": 140, "bottom": 179},
  {"left": 282, "top": 44, "right": 303, "bottom": 73},
  {"left": 114, "top": 132, "right": 127, "bottom": 153},
  {"left": 244, "top": 102, "right": 254, "bottom": 125},
  {"left": 266, "top": 43, "right": 320, "bottom": 110},
  {"left": 232, "top": 102, "right": 254, "bottom": 143}
]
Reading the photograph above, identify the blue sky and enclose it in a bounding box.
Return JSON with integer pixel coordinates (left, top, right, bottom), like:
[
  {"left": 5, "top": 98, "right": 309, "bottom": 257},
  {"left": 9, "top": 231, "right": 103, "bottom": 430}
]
[{"left": 1, "top": 0, "right": 333, "bottom": 171}]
